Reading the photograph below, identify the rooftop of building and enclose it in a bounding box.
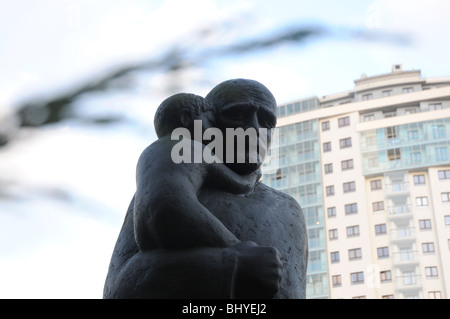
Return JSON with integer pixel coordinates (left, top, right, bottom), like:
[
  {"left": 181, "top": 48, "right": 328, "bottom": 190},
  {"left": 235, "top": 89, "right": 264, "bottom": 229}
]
[{"left": 319, "top": 65, "right": 450, "bottom": 104}]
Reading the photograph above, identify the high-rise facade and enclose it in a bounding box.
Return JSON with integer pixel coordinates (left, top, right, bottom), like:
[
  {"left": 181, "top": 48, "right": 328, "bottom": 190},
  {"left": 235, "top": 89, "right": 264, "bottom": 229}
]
[{"left": 262, "top": 65, "right": 450, "bottom": 299}]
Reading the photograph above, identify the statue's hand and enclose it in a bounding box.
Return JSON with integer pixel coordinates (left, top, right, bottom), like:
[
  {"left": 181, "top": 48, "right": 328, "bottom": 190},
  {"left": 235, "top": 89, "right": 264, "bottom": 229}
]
[{"left": 233, "top": 241, "right": 283, "bottom": 299}]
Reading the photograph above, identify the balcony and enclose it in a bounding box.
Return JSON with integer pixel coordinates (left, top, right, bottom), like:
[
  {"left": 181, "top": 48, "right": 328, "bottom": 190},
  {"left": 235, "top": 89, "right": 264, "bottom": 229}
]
[
  {"left": 395, "top": 274, "right": 422, "bottom": 292},
  {"left": 387, "top": 205, "right": 413, "bottom": 220},
  {"left": 387, "top": 137, "right": 401, "bottom": 147},
  {"left": 385, "top": 182, "right": 409, "bottom": 197},
  {"left": 390, "top": 227, "right": 416, "bottom": 243},
  {"left": 392, "top": 250, "right": 419, "bottom": 268}
]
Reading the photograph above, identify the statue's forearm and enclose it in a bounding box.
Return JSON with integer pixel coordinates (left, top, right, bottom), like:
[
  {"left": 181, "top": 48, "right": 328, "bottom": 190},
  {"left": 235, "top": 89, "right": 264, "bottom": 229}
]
[
  {"left": 107, "top": 247, "right": 240, "bottom": 299},
  {"left": 134, "top": 189, "right": 240, "bottom": 250}
]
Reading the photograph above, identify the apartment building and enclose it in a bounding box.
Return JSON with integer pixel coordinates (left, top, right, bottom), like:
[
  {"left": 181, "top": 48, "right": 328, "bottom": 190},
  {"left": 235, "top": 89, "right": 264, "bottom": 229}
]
[{"left": 262, "top": 65, "right": 450, "bottom": 298}]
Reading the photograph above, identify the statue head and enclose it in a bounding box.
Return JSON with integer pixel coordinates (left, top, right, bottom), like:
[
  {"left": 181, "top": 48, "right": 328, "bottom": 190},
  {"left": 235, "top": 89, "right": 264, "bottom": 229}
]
[
  {"left": 205, "top": 79, "right": 277, "bottom": 175},
  {"left": 154, "top": 93, "right": 214, "bottom": 138}
]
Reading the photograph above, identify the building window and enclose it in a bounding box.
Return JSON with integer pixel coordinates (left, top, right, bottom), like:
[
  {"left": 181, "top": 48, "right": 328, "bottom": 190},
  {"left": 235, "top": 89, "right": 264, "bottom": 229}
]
[
  {"left": 322, "top": 120, "right": 330, "bottom": 131},
  {"left": 382, "top": 90, "right": 392, "bottom": 97},
  {"left": 425, "top": 266, "right": 438, "bottom": 278},
  {"left": 341, "top": 159, "right": 354, "bottom": 171},
  {"left": 419, "top": 219, "right": 432, "bottom": 231},
  {"left": 329, "top": 229, "right": 338, "bottom": 240},
  {"left": 340, "top": 137, "right": 352, "bottom": 149},
  {"left": 372, "top": 201, "right": 384, "bottom": 212},
  {"left": 350, "top": 272, "right": 364, "bottom": 285},
  {"left": 286, "top": 103, "right": 294, "bottom": 115},
  {"left": 431, "top": 125, "right": 446, "bottom": 139},
  {"left": 416, "top": 196, "right": 428, "bottom": 207},
  {"left": 345, "top": 203, "right": 358, "bottom": 215},
  {"left": 445, "top": 216, "right": 450, "bottom": 226},
  {"left": 428, "top": 291, "right": 442, "bottom": 299},
  {"left": 330, "top": 251, "right": 340, "bottom": 263},
  {"left": 438, "top": 170, "right": 450, "bottom": 180},
  {"left": 371, "top": 179, "right": 382, "bottom": 190},
  {"left": 382, "top": 295, "right": 394, "bottom": 299},
  {"left": 377, "top": 247, "right": 389, "bottom": 259},
  {"left": 386, "top": 126, "right": 397, "bottom": 139},
  {"left": 348, "top": 248, "right": 362, "bottom": 260},
  {"left": 364, "top": 114, "right": 375, "bottom": 121},
  {"left": 413, "top": 174, "right": 425, "bottom": 185},
  {"left": 302, "top": 142, "right": 314, "bottom": 160},
  {"left": 279, "top": 154, "right": 287, "bottom": 166},
  {"left": 384, "top": 111, "right": 396, "bottom": 118},
  {"left": 323, "top": 141, "right": 332, "bottom": 152},
  {"left": 435, "top": 147, "right": 449, "bottom": 161},
  {"left": 408, "top": 130, "right": 419, "bottom": 140},
  {"left": 332, "top": 275, "right": 342, "bottom": 287},
  {"left": 338, "top": 116, "right": 350, "bottom": 127},
  {"left": 442, "top": 192, "right": 450, "bottom": 202},
  {"left": 275, "top": 169, "right": 283, "bottom": 181},
  {"left": 402, "top": 271, "right": 417, "bottom": 286},
  {"left": 347, "top": 225, "right": 360, "bottom": 238},
  {"left": 343, "top": 181, "right": 356, "bottom": 193},
  {"left": 326, "top": 185, "right": 335, "bottom": 197},
  {"left": 392, "top": 180, "right": 406, "bottom": 192},
  {"left": 411, "top": 151, "right": 422, "bottom": 163},
  {"left": 366, "top": 135, "right": 376, "bottom": 146},
  {"left": 422, "top": 242, "right": 435, "bottom": 254},
  {"left": 429, "top": 103, "right": 443, "bottom": 110},
  {"left": 403, "top": 87, "right": 414, "bottom": 93},
  {"left": 362, "top": 93, "right": 373, "bottom": 100},
  {"left": 327, "top": 207, "right": 336, "bottom": 218},
  {"left": 375, "top": 224, "right": 387, "bottom": 235},
  {"left": 324, "top": 163, "right": 333, "bottom": 174},
  {"left": 368, "top": 157, "right": 379, "bottom": 168},
  {"left": 380, "top": 270, "right": 392, "bottom": 283},
  {"left": 279, "top": 133, "right": 286, "bottom": 145},
  {"left": 388, "top": 148, "right": 401, "bottom": 164}
]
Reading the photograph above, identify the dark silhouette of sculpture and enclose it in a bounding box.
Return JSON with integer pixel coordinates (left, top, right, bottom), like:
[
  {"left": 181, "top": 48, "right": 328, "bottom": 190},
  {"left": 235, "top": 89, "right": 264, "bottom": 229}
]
[
  {"left": 103, "top": 79, "right": 308, "bottom": 299},
  {"left": 135, "top": 92, "right": 261, "bottom": 251}
]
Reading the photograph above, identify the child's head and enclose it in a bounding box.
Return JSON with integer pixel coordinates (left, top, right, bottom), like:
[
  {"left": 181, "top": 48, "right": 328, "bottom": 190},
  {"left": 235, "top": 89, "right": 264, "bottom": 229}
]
[{"left": 154, "top": 93, "right": 214, "bottom": 138}]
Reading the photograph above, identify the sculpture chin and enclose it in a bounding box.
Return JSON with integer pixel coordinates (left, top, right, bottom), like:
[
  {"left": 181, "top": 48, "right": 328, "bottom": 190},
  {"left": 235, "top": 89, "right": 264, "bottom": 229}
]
[
  {"left": 227, "top": 162, "right": 261, "bottom": 176},
  {"left": 225, "top": 151, "right": 266, "bottom": 175}
]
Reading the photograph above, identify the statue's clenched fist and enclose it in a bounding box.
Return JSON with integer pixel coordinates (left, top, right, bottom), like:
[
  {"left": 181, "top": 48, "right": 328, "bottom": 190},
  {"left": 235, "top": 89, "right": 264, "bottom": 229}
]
[{"left": 233, "top": 241, "right": 283, "bottom": 299}]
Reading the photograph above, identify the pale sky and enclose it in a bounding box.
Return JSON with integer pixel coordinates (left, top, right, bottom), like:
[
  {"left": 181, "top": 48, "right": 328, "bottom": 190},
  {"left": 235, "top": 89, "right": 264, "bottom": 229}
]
[{"left": 1, "top": 0, "right": 449, "bottom": 298}]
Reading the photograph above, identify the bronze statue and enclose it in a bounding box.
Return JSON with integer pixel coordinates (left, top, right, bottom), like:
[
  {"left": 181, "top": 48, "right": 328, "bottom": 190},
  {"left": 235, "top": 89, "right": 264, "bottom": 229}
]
[{"left": 103, "top": 79, "right": 308, "bottom": 299}]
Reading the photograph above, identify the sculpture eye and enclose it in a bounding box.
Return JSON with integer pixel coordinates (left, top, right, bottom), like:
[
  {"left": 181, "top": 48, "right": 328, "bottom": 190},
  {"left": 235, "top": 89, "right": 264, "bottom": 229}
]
[
  {"left": 258, "top": 110, "right": 276, "bottom": 128},
  {"left": 222, "top": 106, "right": 251, "bottom": 122}
]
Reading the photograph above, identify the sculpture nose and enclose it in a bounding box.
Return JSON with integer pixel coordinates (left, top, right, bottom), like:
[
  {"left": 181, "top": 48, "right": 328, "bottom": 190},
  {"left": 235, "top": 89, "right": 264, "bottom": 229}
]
[{"left": 245, "top": 112, "right": 260, "bottom": 131}]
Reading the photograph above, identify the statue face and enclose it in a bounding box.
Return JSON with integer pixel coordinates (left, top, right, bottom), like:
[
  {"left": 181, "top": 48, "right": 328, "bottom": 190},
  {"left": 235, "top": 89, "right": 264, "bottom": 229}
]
[{"left": 213, "top": 88, "right": 277, "bottom": 175}]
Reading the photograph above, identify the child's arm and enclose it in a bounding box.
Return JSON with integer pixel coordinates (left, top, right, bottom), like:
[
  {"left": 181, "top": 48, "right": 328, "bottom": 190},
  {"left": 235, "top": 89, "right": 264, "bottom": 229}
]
[{"left": 133, "top": 138, "right": 240, "bottom": 251}]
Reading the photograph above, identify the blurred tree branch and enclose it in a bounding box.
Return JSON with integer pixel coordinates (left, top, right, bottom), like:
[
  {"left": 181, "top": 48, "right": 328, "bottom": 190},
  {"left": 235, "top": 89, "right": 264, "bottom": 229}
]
[{"left": 0, "top": 23, "right": 409, "bottom": 146}]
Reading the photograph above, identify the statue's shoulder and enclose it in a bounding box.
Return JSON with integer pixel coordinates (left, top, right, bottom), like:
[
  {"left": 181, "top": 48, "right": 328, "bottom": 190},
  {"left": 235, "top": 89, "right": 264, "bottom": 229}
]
[
  {"left": 254, "top": 182, "right": 306, "bottom": 248},
  {"left": 254, "top": 182, "right": 303, "bottom": 214},
  {"left": 138, "top": 136, "right": 205, "bottom": 167},
  {"left": 137, "top": 137, "right": 176, "bottom": 167},
  {"left": 139, "top": 136, "right": 172, "bottom": 157}
]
